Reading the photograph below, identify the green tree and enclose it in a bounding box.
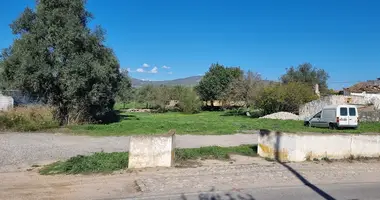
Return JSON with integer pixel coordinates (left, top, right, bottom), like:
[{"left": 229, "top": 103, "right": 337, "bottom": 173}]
[
  {"left": 178, "top": 87, "right": 202, "bottom": 114},
  {"left": 222, "top": 70, "right": 263, "bottom": 107},
  {"left": 0, "top": 0, "right": 120, "bottom": 125},
  {"left": 136, "top": 85, "right": 156, "bottom": 108},
  {"left": 170, "top": 85, "right": 186, "bottom": 100},
  {"left": 255, "top": 82, "right": 318, "bottom": 115},
  {"left": 195, "top": 63, "right": 242, "bottom": 106},
  {"left": 152, "top": 85, "right": 171, "bottom": 112},
  {"left": 281, "top": 63, "right": 329, "bottom": 94},
  {"left": 117, "top": 76, "right": 132, "bottom": 109}
]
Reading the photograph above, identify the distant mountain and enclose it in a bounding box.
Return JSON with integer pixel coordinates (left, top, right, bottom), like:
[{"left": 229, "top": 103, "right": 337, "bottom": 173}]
[
  {"left": 131, "top": 76, "right": 203, "bottom": 87},
  {"left": 130, "top": 75, "right": 275, "bottom": 88}
]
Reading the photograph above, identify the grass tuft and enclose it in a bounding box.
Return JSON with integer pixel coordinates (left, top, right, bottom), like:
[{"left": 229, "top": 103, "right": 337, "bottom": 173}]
[
  {"left": 39, "top": 152, "right": 129, "bottom": 175},
  {"left": 175, "top": 145, "right": 257, "bottom": 162}
]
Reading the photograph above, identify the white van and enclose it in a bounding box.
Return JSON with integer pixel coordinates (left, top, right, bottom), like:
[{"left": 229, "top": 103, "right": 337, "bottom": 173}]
[{"left": 304, "top": 105, "right": 359, "bottom": 129}]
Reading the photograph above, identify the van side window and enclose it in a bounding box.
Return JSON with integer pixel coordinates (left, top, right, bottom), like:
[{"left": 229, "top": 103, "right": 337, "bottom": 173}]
[
  {"left": 349, "top": 108, "right": 356, "bottom": 116},
  {"left": 314, "top": 112, "right": 321, "bottom": 118},
  {"left": 340, "top": 107, "right": 348, "bottom": 116}
]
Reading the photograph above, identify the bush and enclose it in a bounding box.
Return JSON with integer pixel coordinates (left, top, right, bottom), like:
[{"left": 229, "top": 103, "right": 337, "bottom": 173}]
[
  {"left": 0, "top": 106, "right": 59, "bottom": 131},
  {"left": 178, "top": 88, "right": 202, "bottom": 114},
  {"left": 255, "top": 82, "right": 318, "bottom": 115},
  {"left": 222, "top": 108, "right": 248, "bottom": 116}
]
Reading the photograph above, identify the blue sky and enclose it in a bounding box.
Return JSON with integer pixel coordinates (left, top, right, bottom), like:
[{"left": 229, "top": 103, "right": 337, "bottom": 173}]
[{"left": 1, "top": 0, "right": 379, "bottom": 89}]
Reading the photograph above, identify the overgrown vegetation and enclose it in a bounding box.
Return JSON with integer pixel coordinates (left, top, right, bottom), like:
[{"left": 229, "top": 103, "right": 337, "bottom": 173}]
[
  {"left": 39, "top": 145, "right": 257, "bottom": 175},
  {"left": 255, "top": 82, "right": 318, "bottom": 115},
  {"left": 39, "top": 152, "right": 129, "bottom": 175},
  {"left": 125, "top": 85, "right": 202, "bottom": 113},
  {"left": 281, "top": 63, "right": 330, "bottom": 95},
  {"left": 0, "top": 106, "right": 58, "bottom": 131}
]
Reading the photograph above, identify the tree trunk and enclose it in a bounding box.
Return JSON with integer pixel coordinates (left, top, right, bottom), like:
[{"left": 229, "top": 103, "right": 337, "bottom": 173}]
[{"left": 55, "top": 103, "right": 69, "bottom": 126}]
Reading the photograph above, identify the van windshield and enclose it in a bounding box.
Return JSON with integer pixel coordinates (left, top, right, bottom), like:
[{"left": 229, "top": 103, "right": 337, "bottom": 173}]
[
  {"left": 340, "top": 107, "right": 348, "bottom": 116},
  {"left": 349, "top": 108, "right": 356, "bottom": 116}
]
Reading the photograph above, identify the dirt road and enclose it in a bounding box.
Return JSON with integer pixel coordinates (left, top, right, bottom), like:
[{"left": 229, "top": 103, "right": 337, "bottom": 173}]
[
  {"left": 0, "top": 132, "right": 257, "bottom": 172},
  {"left": 1, "top": 158, "right": 380, "bottom": 200}
]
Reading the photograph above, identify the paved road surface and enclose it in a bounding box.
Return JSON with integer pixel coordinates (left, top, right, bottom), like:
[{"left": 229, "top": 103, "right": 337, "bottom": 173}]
[
  {"left": 123, "top": 160, "right": 380, "bottom": 200},
  {"left": 0, "top": 132, "right": 257, "bottom": 172},
  {"left": 2, "top": 159, "right": 380, "bottom": 200},
  {"left": 129, "top": 182, "right": 380, "bottom": 200}
]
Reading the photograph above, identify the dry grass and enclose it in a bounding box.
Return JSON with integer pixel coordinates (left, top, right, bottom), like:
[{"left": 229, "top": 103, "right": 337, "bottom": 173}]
[{"left": 0, "top": 106, "right": 59, "bottom": 131}]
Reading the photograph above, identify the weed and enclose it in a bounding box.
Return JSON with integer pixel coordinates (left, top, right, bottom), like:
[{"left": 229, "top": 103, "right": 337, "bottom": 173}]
[
  {"left": 0, "top": 106, "right": 58, "bottom": 131},
  {"left": 39, "top": 152, "right": 129, "bottom": 175},
  {"left": 264, "top": 157, "right": 275, "bottom": 162},
  {"left": 175, "top": 145, "right": 257, "bottom": 162},
  {"left": 321, "top": 157, "right": 332, "bottom": 163}
]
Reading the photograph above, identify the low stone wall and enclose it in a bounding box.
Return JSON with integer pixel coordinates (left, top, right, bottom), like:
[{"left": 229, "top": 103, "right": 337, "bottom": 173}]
[
  {"left": 299, "top": 95, "right": 372, "bottom": 119},
  {"left": 258, "top": 130, "right": 380, "bottom": 162},
  {"left": 128, "top": 130, "right": 175, "bottom": 168},
  {"left": 360, "top": 111, "right": 380, "bottom": 122}
]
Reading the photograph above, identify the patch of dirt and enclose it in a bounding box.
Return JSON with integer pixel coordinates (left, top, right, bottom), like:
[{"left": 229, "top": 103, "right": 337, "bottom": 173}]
[
  {"left": 175, "top": 155, "right": 273, "bottom": 168},
  {"left": 0, "top": 171, "right": 140, "bottom": 200}
]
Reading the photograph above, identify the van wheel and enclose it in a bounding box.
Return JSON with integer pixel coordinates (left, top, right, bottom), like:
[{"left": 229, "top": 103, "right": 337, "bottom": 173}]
[{"left": 329, "top": 123, "right": 336, "bottom": 130}]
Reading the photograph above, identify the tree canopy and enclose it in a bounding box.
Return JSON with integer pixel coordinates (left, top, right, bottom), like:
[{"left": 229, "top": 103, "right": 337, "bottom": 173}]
[
  {"left": 195, "top": 63, "right": 242, "bottom": 105},
  {"left": 281, "top": 63, "right": 329, "bottom": 94},
  {"left": 0, "top": 0, "right": 121, "bottom": 124},
  {"left": 222, "top": 70, "right": 263, "bottom": 107}
]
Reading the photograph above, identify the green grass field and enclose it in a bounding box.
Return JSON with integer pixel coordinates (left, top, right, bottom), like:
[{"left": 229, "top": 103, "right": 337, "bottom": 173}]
[{"left": 68, "top": 111, "right": 380, "bottom": 136}]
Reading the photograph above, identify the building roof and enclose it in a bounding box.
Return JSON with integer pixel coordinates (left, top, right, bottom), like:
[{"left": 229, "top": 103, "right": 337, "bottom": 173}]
[{"left": 345, "top": 81, "right": 380, "bottom": 93}]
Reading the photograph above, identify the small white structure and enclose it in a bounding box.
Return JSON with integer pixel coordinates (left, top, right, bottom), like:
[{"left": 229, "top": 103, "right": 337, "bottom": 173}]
[
  {"left": 128, "top": 130, "right": 175, "bottom": 168},
  {"left": 0, "top": 94, "right": 14, "bottom": 111},
  {"left": 258, "top": 130, "right": 380, "bottom": 162}
]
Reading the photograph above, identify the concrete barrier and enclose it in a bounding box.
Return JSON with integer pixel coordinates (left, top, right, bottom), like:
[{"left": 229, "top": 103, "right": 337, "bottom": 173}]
[
  {"left": 0, "top": 95, "right": 14, "bottom": 111},
  {"left": 128, "top": 130, "right": 175, "bottom": 168},
  {"left": 258, "top": 130, "right": 380, "bottom": 162}
]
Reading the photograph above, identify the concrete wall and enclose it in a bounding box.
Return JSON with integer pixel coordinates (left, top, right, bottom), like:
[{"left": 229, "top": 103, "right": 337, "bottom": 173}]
[
  {"left": 128, "top": 130, "right": 175, "bottom": 168},
  {"left": 0, "top": 95, "right": 14, "bottom": 111},
  {"left": 360, "top": 111, "right": 380, "bottom": 122},
  {"left": 258, "top": 130, "right": 380, "bottom": 162},
  {"left": 351, "top": 92, "right": 380, "bottom": 109},
  {"left": 299, "top": 95, "right": 372, "bottom": 119}
]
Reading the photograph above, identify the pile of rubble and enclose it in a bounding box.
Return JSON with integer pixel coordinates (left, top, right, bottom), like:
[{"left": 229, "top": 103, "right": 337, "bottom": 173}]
[{"left": 260, "top": 112, "right": 301, "bottom": 120}]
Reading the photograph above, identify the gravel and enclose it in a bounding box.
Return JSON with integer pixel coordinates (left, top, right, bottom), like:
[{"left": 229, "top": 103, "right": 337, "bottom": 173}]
[
  {"left": 260, "top": 112, "right": 301, "bottom": 120},
  {"left": 0, "top": 132, "right": 257, "bottom": 172}
]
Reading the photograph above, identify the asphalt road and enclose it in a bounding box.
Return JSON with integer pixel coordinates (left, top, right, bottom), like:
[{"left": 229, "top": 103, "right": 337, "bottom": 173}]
[{"left": 125, "top": 182, "right": 380, "bottom": 200}]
